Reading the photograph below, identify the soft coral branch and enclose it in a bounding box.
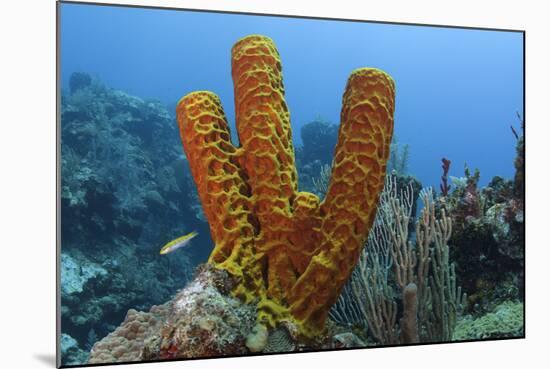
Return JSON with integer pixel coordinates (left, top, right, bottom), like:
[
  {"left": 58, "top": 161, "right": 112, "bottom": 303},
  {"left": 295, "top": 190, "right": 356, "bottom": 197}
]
[{"left": 440, "top": 158, "right": 451, "bottom": 197}]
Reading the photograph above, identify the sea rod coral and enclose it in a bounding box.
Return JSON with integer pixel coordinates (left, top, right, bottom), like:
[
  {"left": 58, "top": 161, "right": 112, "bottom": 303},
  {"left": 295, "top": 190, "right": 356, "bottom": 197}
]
[
  {"left": 330, "top": 175, "right": 467, "bottom": 345},
  {"left": 176, "top": 34, "right": 395, "bottom": 338}
]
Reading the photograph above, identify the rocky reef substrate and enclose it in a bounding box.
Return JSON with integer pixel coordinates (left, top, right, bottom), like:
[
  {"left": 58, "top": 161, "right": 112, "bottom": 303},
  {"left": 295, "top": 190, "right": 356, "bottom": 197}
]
[
  {"left": 88, "top": 264, "right": 367, "bottom": 364},
  {"left": 60, "top": 73, "right": 210, "bottom": 365}
]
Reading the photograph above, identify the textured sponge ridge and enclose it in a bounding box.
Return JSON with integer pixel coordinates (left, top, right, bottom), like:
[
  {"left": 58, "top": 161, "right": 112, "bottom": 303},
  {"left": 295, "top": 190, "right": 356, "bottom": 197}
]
[{"left": 176, "top": 35, "right": 395, "bottom": 338}]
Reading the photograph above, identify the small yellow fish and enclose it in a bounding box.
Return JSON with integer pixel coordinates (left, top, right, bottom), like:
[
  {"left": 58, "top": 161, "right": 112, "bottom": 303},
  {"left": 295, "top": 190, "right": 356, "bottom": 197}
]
[{"left": 159, "top": 231, "right": 198, "bottom": 255}]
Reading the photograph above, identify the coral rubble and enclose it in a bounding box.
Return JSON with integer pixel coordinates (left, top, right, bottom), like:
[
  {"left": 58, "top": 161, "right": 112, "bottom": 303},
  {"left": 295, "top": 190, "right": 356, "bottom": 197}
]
[{"left": 176, "top": 34, "right": 395, "bottom": 338}]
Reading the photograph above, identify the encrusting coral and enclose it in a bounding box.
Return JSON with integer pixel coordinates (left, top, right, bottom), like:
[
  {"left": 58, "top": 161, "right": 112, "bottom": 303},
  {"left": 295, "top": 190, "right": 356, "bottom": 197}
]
[
  {"left": 176, "top": 34, "right": 395, "bottom": 338},
  {"left": 141, "top": 265, "right": 256, "bottom": 360},
  {"left": 453, "top": 301, "right": 524, "bottom": 340},
  {"left": 89, "top": 265, "right": 257, "bottom": 363},
  {"left": 88, "top": 304, "right": 170, "bottom": 363}
]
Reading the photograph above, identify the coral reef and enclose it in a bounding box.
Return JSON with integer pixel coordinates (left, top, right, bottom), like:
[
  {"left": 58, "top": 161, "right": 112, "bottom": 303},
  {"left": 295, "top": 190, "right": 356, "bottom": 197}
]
[
  {"left": 69, "top": 72, "right": 92, "bottom": 94},
  {"left": 61, "top": 76, "right": 202, "bottom": 251},
  {"left": 331, "top": 332, "right": 366, "bottom": 349},
  {"left": 246, "top": 325, "right": 269, "bottom": 353},
  {"left": 400, "top": 283, "right": 419, "bottom": 344},
  {"left": 512, "top": 112, "right": 525, "bottom": 199},
  {"left": 295, "top": 118, "right": 339, "bottom": 191},
  {"left": 330, "top": 176, "right": 466, "bottom": 345},
  {"left": 88, "top": 304, "right": 170, "bottom": 364},
  {"left": 89, "top": 261, "right": 387, "bottom": 364},
  {"left": 298, "top": 118, "right": 338, "bottom": 166},
  {"left": 60, "top": 73, "right": 198, "bottom": 363},
  {"left": 311, "top": 163, "right": 332, "bottom": 198},
  {"left": 440, "top": 158, "right": 451, "bottom": 196},
  {"left": 61, "top": 253, "right": 107, "bottom": 295},
  {"left": 440, "top": 161, "right": 524, "bottom": 311},
  {"left": 61, "top": 334, "right": 89, "bottom": 365},
  {"left": 263, "top": 326, "right": 297, "bottom": 353},
  {"left": 89, "top": 265, "right": 257, "bottom": 363},
  {"left": 61, "top": 39, "right": 524, "bottom": 366},
  {"left": 388, "top": 135, "right": 410, "bottom": 175},
  {"left": 421, "top": 115, "right": 525, "bottom": 325},
  {"left": 453, "top": 301, "right": 524, "bottom": 340},
  {"left": 142, "top": 265, "right": 256, "bottom": 359},
  {"left": 176, "top": 34, "right": 395, "bottom": 337}
]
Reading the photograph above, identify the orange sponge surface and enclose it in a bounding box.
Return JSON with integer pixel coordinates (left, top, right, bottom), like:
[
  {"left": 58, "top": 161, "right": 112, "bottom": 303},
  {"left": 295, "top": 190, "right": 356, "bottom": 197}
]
[{"left": 176, "top": 35, "right": 395, "bottom": 338}]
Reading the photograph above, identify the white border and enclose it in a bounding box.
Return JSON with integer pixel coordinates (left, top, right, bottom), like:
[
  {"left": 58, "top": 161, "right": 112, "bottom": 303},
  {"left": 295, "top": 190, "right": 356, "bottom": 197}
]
[{"left": 1, "top": 1, "right": 548, "bottom": 368}]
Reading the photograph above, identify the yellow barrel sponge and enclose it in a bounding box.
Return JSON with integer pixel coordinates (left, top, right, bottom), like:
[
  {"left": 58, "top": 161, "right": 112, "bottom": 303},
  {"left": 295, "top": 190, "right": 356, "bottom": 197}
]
[
  {"left": 176, "top": 35, "right": 395, "bottom": 338},
  {"left": 289, "top": 67, "right": 396, "bottom": 333}
]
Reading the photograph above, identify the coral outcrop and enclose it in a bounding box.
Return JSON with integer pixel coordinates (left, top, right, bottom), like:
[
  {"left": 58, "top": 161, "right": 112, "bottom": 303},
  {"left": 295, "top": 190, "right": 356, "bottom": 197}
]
[
  {"left": 141, "top": 265, "right": 256, "bottom": 360},
  {"left": 61, "top": 334, "right": 90, "bottom": 365},
  {"left": 69, "top": 72, "right": 92, "bottom": 94},
  {"left": 90, "top": 261, "right": 382, "bottom": 364},
  {"left": 88, "top": 265, "right": 257, "bottom": 363},
  {"left": 88, "top": 304, "right": 170, "bottom": 364},
  {"left": 441, "top": 147, "right": 524, "bottom": 311},
  {"left": 296, "top": 118, "right": 339, "bottom": 191},
  {"left": 298, "top": 119, "right": 338, "bottom": 166},
  {"left": 176, "top": 34, "right": 395, "bottom": 337},
  {"left": 60, "top": 74, "right": 197, "bottom": 364},
  {"left": 330, "top": 177, "right": 466, "bottom": 346},
  {"left": 453, "top": 301, "right": 524, "bottom": 340},
  {"left": 61, "top": 253, "right": 107, "bottom": 295}
]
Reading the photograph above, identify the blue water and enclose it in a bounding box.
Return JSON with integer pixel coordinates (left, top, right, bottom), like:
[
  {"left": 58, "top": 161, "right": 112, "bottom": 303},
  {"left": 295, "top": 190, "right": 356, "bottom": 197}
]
[{"left": 60, "top": 2, "right": 523, "bottom": 190}]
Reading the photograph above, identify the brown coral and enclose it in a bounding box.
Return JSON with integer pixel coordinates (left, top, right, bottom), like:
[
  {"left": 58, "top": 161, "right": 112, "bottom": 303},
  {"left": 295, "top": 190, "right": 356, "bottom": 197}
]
[
  {"left": 89, "top": 265, "right": 257, "bottom": 363},
  {"left": 177, "top": 34, "right": 395, "bottom": 338},
  {"left": 141, "top": 265, "right": 256, "bottom": 360},
  {"left": 88, "top": 304, "right": 170, "bottom": 364}
]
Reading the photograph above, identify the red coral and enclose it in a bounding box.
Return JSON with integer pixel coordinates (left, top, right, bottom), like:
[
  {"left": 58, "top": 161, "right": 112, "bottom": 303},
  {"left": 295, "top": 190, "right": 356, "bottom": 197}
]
[{"left": 440, "top": 158, "right": 451, "bottom": 196}]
